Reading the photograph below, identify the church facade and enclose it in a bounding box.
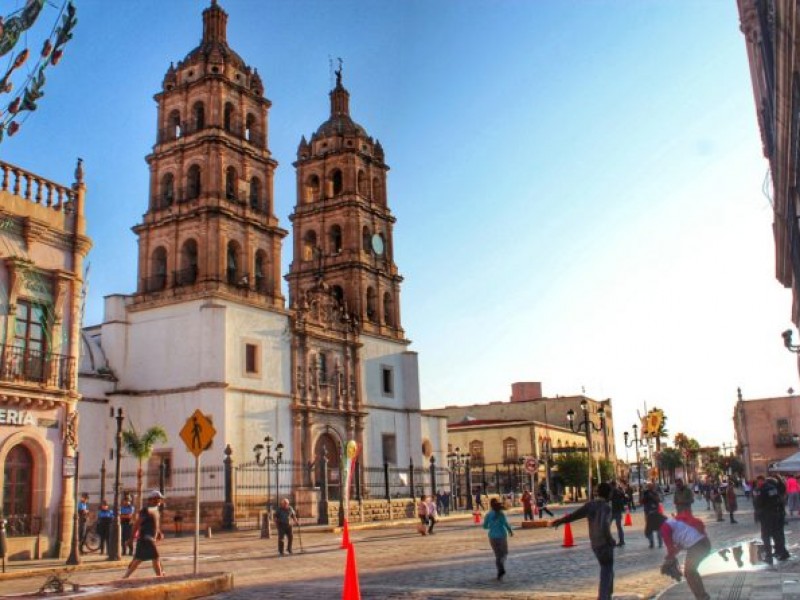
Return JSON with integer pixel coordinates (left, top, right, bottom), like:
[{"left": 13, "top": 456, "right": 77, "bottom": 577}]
[{"left": 77, "top": 1, "right": 445, "bottom": 505}]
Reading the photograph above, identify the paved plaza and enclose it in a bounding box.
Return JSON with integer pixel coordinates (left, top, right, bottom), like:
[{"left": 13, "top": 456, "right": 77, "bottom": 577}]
[{"left": 1, "top": 496, "right": 798, "bottom": 599}]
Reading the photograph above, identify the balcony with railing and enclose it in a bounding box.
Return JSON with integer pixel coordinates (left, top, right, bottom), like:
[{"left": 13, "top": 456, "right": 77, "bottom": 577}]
[
  {"left": 0, "top": 161, "right": 75, "bottom": 213},
  {"left": 774, "top": 433, "right": 800, "bottom": 448},
  {"left": 0, "top": 345, "right": 75, "bottom": 390}
]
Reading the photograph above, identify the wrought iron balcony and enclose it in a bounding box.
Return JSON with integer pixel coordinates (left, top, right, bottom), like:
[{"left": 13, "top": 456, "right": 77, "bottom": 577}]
[
  {"left": 0, "top": 345, "right": 75, "bottom": 390},
  {"left": 774, "top": 433, "right": 800, "bottom": 448}
]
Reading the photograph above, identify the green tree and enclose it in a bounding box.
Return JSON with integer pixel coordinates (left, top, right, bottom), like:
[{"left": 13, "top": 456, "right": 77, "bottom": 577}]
[
  {"left": 598, "top": 459, "right": 616, "bottom": 482},
  {"left": 554, "top": 453, "right": 590, "bottom": 488},
  {"left": 122, "top": 423, "right": 168, "bottom": 509},
  {"left": 659, "top": 447, "right": 683, "bottom": 482}
]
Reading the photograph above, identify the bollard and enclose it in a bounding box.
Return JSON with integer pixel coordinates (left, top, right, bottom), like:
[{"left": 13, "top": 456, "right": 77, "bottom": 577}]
[
  {"left": 205, "top": 524, "right": 213, "bottom": 539},
  {"left": 260, "top": 512, "right": 272, "bottom": 539}
]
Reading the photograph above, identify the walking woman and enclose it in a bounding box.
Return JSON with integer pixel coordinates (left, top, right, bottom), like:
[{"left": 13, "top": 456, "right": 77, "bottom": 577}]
[{"left": 483, "top": 497, "right": 514, "bottom": 579}]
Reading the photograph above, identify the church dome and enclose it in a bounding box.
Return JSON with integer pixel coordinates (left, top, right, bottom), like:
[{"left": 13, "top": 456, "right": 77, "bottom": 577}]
[{"left": 313, "top": 114, "right": 367, "bottom": 139}]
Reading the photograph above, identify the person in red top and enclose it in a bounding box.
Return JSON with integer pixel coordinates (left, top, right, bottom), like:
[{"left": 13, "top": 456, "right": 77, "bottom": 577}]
[
  {"left": 646, "top": 512, "right": 711, "bottom": 600},
  {"left": 521, "top": 487, "right": 533, "bottom": 521}
]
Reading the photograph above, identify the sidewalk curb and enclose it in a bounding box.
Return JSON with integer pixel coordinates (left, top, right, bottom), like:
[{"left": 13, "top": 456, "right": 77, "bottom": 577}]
[{"left": 0, "top": 557, "right": 127, "bottom": 582}]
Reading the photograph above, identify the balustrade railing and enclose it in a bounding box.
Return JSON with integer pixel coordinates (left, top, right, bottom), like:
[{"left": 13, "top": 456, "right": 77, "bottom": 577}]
[{"left": 0, "top": 161, "right": 75, "bottom": 212}]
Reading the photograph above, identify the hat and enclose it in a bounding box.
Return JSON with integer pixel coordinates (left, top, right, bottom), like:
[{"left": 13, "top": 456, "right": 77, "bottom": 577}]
[{"left": 148, "top": 490, "right": 165, "bottom": 500}]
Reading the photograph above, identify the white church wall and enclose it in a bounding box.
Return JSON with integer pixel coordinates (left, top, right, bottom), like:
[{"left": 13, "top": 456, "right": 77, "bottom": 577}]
[
  {"left": 362, "top": 407, "right": 417, "bottom": 468},
  {"left": 359, "top": 335, "right": 416, "bottom": 411},
  {"left": 225, "top": 390, "right": 294, "bottom": 465}
]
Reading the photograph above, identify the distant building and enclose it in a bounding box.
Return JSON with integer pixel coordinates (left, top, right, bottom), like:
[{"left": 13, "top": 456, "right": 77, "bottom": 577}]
[
  {"left": 734, "top": 388, "right": 800, "bottom": 479},
  {"left": 737, "top": 1, "right": 800, "bottom": 365},
  {"left": 0, "top": 159, "right": 91, "bottom": 558},
  {"left": 424, "top": 382, "right": 618, "bottom": 497}
]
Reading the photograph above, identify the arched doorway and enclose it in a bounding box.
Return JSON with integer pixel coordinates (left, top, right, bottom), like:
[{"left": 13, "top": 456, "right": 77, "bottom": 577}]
[
  {"left": 314, "top": 433, "right": 340, "bottom": 501},
  {"left": 3, "top": 444, "right": 33, "bottom": 517}
]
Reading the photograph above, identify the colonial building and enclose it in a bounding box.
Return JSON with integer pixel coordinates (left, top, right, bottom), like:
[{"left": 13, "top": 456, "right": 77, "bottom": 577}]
[
  {"left": 77, "top": 1, "right": 444, "bottom": 510},
  {"left": 734, "top": 388, "right": 800, "bottom": 479},
  {"left": 0, "top": 159, "right": 91, "bottom": 558},
  {"left": 425, "top": 382, "right": 618, "bottom": 466},
  {"left": 737, "top": 1, "right": 800, "bottom": 367}
]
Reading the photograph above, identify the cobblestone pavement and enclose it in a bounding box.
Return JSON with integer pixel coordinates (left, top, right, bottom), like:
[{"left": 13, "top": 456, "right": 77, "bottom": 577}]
[{"left": 2, "top": 495, "right": 793, "bottom": 599}]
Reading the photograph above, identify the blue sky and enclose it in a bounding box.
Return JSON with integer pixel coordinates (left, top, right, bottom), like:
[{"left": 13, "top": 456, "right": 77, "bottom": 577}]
[{"left": 2, "top": 0, "right": 796, "bottom": 451}]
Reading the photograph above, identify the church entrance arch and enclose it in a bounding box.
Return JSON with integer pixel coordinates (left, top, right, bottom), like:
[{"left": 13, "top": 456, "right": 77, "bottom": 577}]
[{"left": 314, "top": 433, "right": 340, "bottom": 501}]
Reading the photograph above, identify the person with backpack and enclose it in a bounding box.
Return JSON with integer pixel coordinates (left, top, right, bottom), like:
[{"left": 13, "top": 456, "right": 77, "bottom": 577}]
[{"left": 647, "top": 511, "right": 711, "bottom": 600}]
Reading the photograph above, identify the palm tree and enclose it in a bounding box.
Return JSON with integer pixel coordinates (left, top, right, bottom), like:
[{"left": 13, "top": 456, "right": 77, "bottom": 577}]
[{"left": 122, "top": 422, "right": 168, "bottom": 509}]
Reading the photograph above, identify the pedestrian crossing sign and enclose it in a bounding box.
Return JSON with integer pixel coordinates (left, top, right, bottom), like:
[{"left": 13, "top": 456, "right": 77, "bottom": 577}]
[{"left": 180, "top": 409, "right": 216, "bottom": 457}]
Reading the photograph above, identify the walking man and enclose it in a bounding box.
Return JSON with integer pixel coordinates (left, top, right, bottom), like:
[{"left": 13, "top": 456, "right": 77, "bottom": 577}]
[
  {"left": 123, "top": 490, "right": 165, "bottom": 578},
  {"left": 552, "top": 482, "right": 616, "bottom": 600},
  {"left": 274, "top": 497, "right": 300, "bottom": 556},
  {"left": 610, "top": 481, "right": 627, "bottom": 546},
  {"left": 641, "top": 482, "right": 663, "bottom": 549}
]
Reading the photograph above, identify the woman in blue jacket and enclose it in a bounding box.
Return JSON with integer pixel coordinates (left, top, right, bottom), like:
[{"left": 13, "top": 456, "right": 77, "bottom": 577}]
[{"left": 483, "top": 497, "right": 514, "bottom": 579}]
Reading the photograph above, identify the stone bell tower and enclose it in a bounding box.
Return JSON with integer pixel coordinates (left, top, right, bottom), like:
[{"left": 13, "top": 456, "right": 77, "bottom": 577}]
[
  {"left": 133, "top": 0, "right": 286, "bottom": 309},
  {"left": 286, "top": 66, "right": 405, "bottom": 340}
]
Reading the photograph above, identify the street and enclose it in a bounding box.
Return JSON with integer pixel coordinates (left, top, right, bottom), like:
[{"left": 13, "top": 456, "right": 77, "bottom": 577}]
[{"left": 0, "top": 495, "right": 789, "bottom": 599}]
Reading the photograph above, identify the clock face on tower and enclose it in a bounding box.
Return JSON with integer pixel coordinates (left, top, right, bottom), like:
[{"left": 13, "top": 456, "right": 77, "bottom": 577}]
[{"left": 371, "top": 233, "right": 384, "bottom": 256}]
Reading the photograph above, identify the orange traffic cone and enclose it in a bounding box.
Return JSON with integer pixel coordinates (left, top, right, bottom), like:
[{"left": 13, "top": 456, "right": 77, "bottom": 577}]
[
  {"left": 473, "top": 511, "right": 481, "bottom": 524},
  {"left": 340, "top": 519, "right": 351, "bottom": 549},
  {"left": 624, "top": 508, "right": 632, "bottom": 527},
  {"left": 342, "top": 541, "right": 361, "bottom": 600},
  {"left": 561, "top": 521, "right": 575, "bottom": 548}
]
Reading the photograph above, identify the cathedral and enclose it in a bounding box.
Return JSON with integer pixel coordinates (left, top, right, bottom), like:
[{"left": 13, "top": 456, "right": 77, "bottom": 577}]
[{"left": 78, "top": 1, "right": 445, "bottom": 504}]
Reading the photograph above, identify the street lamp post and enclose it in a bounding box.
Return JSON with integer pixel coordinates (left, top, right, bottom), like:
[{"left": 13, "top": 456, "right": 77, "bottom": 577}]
[
  {"left": 542, "top": 435, "right": 553, "bottom": 498},
  {"left": 566, "top": 400, "right": 605, "bottom": 499},
  {"left": 254, "top": 435, "right": 284, "bottom": 539},
  {"left": 623, "top": 424, "right": 643, "bottom": 489},
  {"left": 107, "top": 407, "right": 124, "bottom": 561}
]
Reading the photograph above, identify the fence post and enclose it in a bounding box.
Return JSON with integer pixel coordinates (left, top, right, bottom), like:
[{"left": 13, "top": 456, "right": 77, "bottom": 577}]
[
  {"left": 466, "top": 458, "right": 474, "bottom": 511},
  {"left": 99, "top": 459, "right": 106, "bottom": 502},
  {"left": 430, "top": 456, "right": 437, "bottom": 497},
  {"left": 318, "top": 449, "right": 329, "bottom": 525},
  {"left": 383, "top": 461, "right": 390, "bottom": 501},
  {"left": 409, "top": 457, "right": 415, "bottom": 500},
  {"left": 222, "top": 444, "right": 235, "bottom": 531}
]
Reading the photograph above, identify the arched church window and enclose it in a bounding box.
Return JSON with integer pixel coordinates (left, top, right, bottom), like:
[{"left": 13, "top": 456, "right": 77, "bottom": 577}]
[
  {"left": 245, "top": 113, "right": 256, "bottom": 142},
  {"left": 249, "top": 177, "right": 261, "bottom": 210},
  {"left": 151, "top": 247, "right": 167, "bottom": 291},
  {"left": 383, "top": 292, "right": 393, "bottom": 326},
  {"left": 225, "top": 167, "right": 237, "bottom": 200},
  {"left": 331, "top": 169, "right": 343, "bottom": 196},
  {"left": 366, "top": 287, "right": 377, "bottom": 323},
  {"left": 168, "top": 110, "right": 181, "bottom": 139},
  {"left": 255, "top": 250, "right": 269, "bottom": 293},
  {"left": 161, "top": 173, "right": 174, "bottom": 209},
  {"left": 226, "top": 241, "right": 241, "bottom": 285},
  {"left": 3, "top": 445, "right": 33, "bottom": 517},
  {"left": 357, "top": 170, "right": 367, "bottom": 196},
  {"left": 187, "top": 165, "right": 202, "bottom": 199},
  {"left": 332, "top": 285, "right": 345, "bottom": 307},
  {"left": 179, "top": 239, "right": 198, "bottom": 285},
  {"left": 224, "top": 102, "right": 235, "bottom": 132},
  {"left": 303, "top": 230, "right": 318, "bottom": 262},
  {"left": 306, "top": 174, "right": 320, "bottom": 203},
  {"left": 329, "top": 224, "right": 342, "bottom": 254},
  {"left": 193, "top": 101, "right": 205, "bottom": 131},
  {"left": 362, "top": 226, "right": 371, "bottom": 253}
]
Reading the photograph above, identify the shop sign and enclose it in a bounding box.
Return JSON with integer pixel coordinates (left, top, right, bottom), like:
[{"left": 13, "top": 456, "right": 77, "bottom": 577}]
[
  {"left": 63, "top": 456, "right": 76, "bottom": 478},
  {"left": 0, "top": 409, "right": 36, "bottom": 426}
]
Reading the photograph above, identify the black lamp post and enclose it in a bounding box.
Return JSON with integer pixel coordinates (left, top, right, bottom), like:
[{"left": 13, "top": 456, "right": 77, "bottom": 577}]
[
  {"left": 541, "top": 435, "right": 553, "bottom": 498},
  {"left": 107, "top": 407, "right": 124, "bottom": 561},
  {"left": 623, "top": 424, "right": 643, "bottom": 489},
  {"left": 447, "top": 449, "right": 465, "bottom": 511},
  {"left": 254, "top": 435, "right": 284, "bottom": 537},
  {"left": 566, "top": 400, "right": 605, "bottom": 499}
]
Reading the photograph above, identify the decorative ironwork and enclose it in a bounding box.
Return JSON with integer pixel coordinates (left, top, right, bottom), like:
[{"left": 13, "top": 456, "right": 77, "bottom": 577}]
[{"left": 0, "top": 343, "right": 75, "bottom": 389}]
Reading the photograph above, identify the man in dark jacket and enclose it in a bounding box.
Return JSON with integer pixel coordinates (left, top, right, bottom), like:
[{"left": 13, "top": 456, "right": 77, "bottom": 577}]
[
  {"left": 753, "top": 475, "right": 789, "bottom": 564},
  {"left": 552, "top": 482, "right": 615, "bottom": 600},
  {"left": 610, "top": 481, "right": 627, "bottom": 546},
  {"left": 641, "top": 482, "right": 663, "bottom": 549}
]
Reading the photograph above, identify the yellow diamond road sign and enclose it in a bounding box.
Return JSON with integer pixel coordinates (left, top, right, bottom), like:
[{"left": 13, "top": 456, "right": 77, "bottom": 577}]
[{"left": 180, "top": 409, "right": 216, "bottom": 457}]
